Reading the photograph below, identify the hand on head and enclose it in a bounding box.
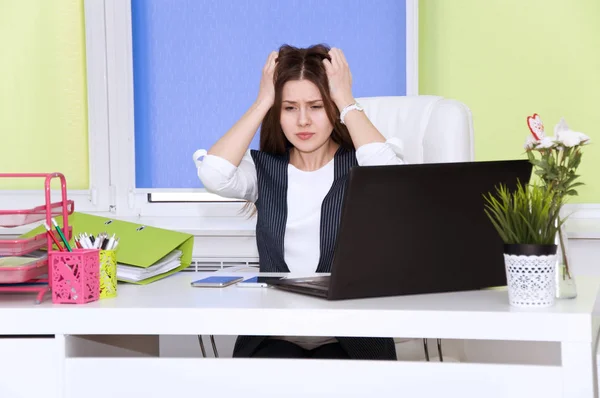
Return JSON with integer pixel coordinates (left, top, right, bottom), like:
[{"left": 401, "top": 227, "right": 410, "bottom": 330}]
[
  {"left": 256, "top": 51, "right": 278, "bottom": 107},
  {"left": 322, "top": 48, "right": 355, "bottom": 111},
  {"left": 257, "top": 47, "right": 354, "bottom": 112}
]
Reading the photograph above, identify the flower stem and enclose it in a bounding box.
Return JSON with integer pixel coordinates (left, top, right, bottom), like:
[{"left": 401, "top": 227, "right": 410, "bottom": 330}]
[{"left": 557, "top": 221, "right": 571, "bottom": 279}]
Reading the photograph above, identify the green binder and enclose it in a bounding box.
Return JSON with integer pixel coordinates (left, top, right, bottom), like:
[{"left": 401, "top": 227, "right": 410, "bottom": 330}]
[{"left": 21, "top": 212, "right": 194, "bottom": 285}]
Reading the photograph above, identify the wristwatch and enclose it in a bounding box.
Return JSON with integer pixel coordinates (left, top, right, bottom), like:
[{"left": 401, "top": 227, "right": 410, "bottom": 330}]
[{"left": 340, "top": 102, "right": 364, "bottom": 125}]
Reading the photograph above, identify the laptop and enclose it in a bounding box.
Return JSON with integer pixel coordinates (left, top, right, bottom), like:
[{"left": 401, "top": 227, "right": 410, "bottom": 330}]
[{"left": 267, "top": 159, "right": 533, "bottom": 300}]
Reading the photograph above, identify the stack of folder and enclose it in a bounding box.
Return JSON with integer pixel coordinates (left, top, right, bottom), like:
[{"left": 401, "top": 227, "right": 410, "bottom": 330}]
[
  {"left": 117, "top": 249, "right": 183, "bottom": 283},
  {"left": 21, "top": 212, "right": 194, "bottom": 285}
]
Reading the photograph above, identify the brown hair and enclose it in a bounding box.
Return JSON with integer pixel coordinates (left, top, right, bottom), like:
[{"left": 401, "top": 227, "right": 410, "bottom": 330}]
[
  {"left": 243, "top": 44, "right": 354, "bottom": 216},
  {"left": 259, "top": 43, "right": 354, "bottom": 154}
]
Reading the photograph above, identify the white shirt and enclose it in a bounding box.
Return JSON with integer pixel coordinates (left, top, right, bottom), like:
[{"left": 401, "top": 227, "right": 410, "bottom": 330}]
[
  {"left": 284, "top": 159, "right": 334, "bottom": 274},
  {"left": 195, "top": 139, "right": 404, "bottom": 349}
]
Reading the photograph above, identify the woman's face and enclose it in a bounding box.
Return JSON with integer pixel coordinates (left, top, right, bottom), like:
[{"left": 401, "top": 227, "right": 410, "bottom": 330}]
[{"left": 280, "top": 79, "right": 334, "bottom": 154}]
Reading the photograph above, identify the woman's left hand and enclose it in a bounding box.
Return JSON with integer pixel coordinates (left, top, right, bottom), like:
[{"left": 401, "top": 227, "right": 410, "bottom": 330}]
[{"left": 323, "top": 48, "right": 355, "bottom": 112}]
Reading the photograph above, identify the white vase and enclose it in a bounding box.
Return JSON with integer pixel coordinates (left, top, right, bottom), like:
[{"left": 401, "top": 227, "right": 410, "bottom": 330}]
[
  {"left": 555, "top": 223, "right": 577, "bottom": 299},
  {"left": 504, "top": 251, "right": 557, "bottom": 307}
]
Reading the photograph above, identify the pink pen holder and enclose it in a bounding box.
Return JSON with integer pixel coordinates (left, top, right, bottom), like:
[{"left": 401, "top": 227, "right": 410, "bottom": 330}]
[{"left": 49, "top": 249, "right": 100, "bottom": 304}]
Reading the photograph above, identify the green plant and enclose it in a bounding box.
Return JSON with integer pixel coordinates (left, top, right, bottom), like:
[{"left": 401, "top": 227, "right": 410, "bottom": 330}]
[
  {"left": 524, "top": 114, "right": 591, "bottom": 274},
  {"left": 483, "top": 182, "right": 564, "bottom": 245},
  {"left": 525, "top": 116, "right": 590, "bottom": 200}
]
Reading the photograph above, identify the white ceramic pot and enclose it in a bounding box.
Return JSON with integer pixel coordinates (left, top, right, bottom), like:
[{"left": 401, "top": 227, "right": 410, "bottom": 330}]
[{"left": 504, "top": 252, "right": 557, "bottom": 307}]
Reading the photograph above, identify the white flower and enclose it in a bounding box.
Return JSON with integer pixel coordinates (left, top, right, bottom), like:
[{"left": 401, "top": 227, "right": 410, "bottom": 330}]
[
  {"left": 554, "top": 118, "right": 590, "bottom": 147},
  {"left": 553, "top": 118, "right": 570, "bottom": 136},
  {"left": 524, "top": 135, "right": 537, "bottom": 149},
  {"left": 537, "top": 136, "right": 556, "bottom": 149},
  {"left": 558, "top": 130, "right": 590, "bottom": 147},
  {"left": 524, "top": 135, "right": 557, "bottom": 150}
]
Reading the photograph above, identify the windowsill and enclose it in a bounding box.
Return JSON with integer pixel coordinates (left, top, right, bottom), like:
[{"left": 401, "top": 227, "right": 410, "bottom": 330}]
[
  {"left": 2, "top": 215, "right": 599, "bottom": 240},
  {"left": 564, "top": 218, "right": 600, "bottom": 240}
]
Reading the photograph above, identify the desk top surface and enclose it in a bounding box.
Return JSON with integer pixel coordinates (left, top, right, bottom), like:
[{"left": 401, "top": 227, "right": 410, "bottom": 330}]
[{"left": 1, "top": 272, "right": 599, "bottom": 342}]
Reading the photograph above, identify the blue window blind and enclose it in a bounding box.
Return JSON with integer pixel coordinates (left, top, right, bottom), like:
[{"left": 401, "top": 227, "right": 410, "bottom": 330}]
[{"left": 132, "top": 0, "right": 408, "bottom": 189}]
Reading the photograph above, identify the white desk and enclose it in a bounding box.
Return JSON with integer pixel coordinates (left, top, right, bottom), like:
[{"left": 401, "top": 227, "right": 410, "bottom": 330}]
[{"left": 0, "top": 272, "right": 599, "bottom": 398}]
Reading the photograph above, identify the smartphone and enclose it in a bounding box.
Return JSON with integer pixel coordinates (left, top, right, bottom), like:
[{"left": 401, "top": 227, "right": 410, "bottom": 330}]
[
  {"left": 237, "top": 276, "right": 283, "bottom": 288},
  {"left": 190, "top": 276, "right": 243, "bottom": 287}
]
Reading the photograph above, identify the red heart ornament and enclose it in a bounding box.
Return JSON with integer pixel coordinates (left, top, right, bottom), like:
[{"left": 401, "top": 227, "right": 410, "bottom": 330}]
[{"left": 527, "top": 114, "right": 545, "bottom": 140}]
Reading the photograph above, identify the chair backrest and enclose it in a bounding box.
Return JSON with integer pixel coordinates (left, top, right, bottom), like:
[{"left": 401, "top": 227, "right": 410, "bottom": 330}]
[{"left": 356, "top": 95, "right": 474, "bottom": 164}]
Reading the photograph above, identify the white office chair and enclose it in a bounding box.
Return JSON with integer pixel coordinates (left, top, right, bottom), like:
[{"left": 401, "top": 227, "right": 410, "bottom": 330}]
[
  {"left": 357, "top": 95, "right": 474, "bottom": 362},
  {"left": 356, "top": 95, "right": 474, "bottom": 164}
]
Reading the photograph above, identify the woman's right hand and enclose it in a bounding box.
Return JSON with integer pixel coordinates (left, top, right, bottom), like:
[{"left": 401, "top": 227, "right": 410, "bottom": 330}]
[{"left": 256, "top": 51, "right": 277, "bottom": 107}]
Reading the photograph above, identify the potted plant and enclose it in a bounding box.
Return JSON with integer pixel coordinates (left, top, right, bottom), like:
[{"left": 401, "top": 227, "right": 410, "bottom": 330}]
[
  {"left": 483, "top": 182, "right": 564, "bottom": 307},
  {"left": 524, "top": 114, "right": 591, "bottom": 299}
]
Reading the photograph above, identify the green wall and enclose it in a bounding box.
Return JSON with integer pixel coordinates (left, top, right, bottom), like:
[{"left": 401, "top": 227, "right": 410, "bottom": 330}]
[
  {"left": 0, "top": 0, "right": 89, "bottom": 190},
  {"left": 420, "top": 0, "right": 599, "bottom": 203}
]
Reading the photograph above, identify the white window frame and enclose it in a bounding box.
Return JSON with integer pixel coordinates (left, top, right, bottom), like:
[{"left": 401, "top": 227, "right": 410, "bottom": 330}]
[
  {"left": 89, "top": 0, "right": 419, "bottom": 224},
  {"left": 0, "top": 0, "right": 112, "bottom": 223}
]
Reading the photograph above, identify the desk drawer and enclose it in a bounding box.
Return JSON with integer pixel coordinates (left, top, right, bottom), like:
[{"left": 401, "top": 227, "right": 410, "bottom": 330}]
[
  {"left": 64, "top": 357, "right": 562, "bottom": 398},
  {"left": 0, "top": 336, "right": 60, "bottom": 398}
]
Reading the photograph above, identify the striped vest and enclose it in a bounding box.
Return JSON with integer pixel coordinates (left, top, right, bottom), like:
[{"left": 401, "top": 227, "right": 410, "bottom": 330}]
[
  {"left": 251, "top": 145, "right": 357, "bottom": 273},
  {"left": 232, "top": 146, "right": 396, "bottom": 360}
]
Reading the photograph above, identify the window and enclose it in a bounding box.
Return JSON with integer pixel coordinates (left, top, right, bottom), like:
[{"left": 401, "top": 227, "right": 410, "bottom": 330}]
[
  {"left": 0, "top": 0, "right": 110, "bottom": 233},
  {"left": 88, "top": 0, "right": 418, "bottom": 221}
]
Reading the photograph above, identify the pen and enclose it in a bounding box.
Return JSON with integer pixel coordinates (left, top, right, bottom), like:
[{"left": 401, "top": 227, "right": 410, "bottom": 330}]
[
  {"left": 96, "top": 233, "right": 106, "bottom": 249},
  {"left": 75, "top": 234, "right": 84, "bottom": 249},
  {"left": 85, "top": 233, "right": 93, "bottom": 249},
  {"left": 107, "top": 233, "right": 116, "bottom": 250},
  {"left": 81, "top": 235, "right": 90, "bottom": 249},
  {"left": 43, "top": 222, "right": 64, "bottom": 251},
  {"left": 51, "top": 218, "right": 72, "bottom": 252}
]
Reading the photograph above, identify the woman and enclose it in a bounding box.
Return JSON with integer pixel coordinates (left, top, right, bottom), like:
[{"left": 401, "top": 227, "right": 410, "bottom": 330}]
[{"left": 196, "top": 44, "right": 403, "bottom": 360}]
